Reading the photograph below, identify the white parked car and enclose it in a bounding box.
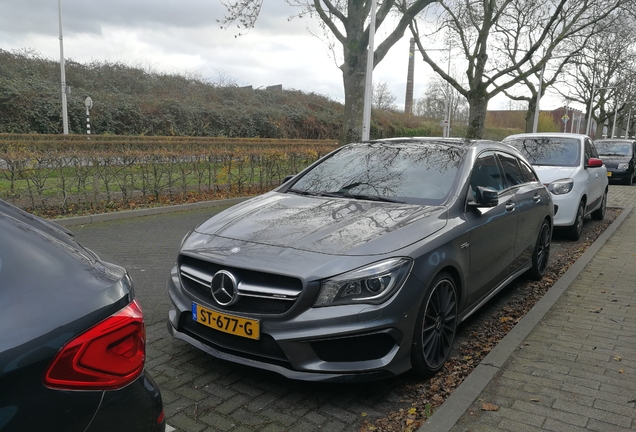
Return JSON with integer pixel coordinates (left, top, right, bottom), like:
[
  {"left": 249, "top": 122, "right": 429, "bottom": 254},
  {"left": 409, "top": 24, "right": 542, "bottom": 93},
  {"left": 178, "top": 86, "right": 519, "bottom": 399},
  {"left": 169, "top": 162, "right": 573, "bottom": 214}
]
[{"left": 503, "top": 133, "right": 608, "bottom": 240}]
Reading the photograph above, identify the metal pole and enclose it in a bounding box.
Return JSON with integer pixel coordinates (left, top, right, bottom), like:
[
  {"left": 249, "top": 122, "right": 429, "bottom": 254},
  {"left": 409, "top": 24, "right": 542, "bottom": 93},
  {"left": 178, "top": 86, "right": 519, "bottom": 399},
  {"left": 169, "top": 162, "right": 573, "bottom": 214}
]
[
  {"left": 532, "top": 63, "right": 546, "bottom": 133},
  {"left": 361, "top": 0, "right": 377, "bottom": 141},
  {"left": 611, "top": 100, "right": 619, "bottom": 138},
  {"left": 626, "top": 107, "right": 632, "bottom": 138},
  {"left": 586, "top": 81, "right": 596, "bottom": 136},
  {"left": 444, "top": 42, "right": 451, "bottom": 138},
  {"left": 58, "top": 0, "right": 68, "bottom": 134}
]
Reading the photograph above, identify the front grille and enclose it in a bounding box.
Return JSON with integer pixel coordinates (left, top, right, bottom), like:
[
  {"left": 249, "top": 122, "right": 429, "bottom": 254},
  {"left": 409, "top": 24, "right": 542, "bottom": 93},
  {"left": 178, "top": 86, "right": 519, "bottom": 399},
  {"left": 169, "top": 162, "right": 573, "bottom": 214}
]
[
  {"left": 179, "top": 255, "right": 302, "bottom": 314},
  {"left": 311, "top": 332, "right": 397, "bottom": 362},
  {"left": 180, "top": 313, "right": 290, "bottom": 364}
]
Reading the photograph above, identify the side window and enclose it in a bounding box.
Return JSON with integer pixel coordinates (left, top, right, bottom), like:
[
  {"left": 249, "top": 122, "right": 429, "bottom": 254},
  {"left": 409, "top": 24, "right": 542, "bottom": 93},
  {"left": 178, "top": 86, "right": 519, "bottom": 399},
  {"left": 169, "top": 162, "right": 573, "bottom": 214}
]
[
  {"left": 497, "top": 152, "right": 525, "bottom": 187},
  {"left": 470, "top": 152, "right": 504, "bottom": 193},
  {"left": 588, "top": 140, "right": 599, "bottom": 158},
  {"left": 517, "top": 159, "right": 538, "bottom": 183},
  {"left": 584, "top": 139, "right": 593, "bottom": 161}
]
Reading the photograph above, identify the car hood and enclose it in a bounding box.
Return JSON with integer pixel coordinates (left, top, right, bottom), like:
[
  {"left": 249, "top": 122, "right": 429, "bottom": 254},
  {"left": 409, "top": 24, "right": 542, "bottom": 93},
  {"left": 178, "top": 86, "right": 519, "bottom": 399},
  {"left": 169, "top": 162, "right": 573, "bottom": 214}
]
[
  {"left": 599, "top": 155, "right": 631, "bottom": 165},
  {"left": 532, "top": 166, "right": 577, "bottom": 184},
  {"left": 193, "top": 192, "right": 447, "bottom": 256}
]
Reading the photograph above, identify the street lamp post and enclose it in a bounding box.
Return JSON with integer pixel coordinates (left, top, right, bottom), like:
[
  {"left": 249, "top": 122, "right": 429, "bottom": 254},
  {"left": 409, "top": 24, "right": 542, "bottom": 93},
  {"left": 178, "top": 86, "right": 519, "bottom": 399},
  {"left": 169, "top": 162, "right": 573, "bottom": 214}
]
[
  {"left": 361, "top": 0, "right": 377, "bottom": 141},
  {"left": 611, "top": 100, "right": 619, "bottom": 138},
  {"left": 58, "top": 0, "right": 69, "bottom": 134}
]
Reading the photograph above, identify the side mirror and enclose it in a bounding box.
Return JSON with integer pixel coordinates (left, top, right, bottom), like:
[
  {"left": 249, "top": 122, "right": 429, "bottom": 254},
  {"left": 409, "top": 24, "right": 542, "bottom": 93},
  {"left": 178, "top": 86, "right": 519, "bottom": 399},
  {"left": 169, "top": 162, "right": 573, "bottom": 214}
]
[
  {"left": 468, "top": 186, "right": 499, "bottom": 208},
  {"left": 282, "top": 175, "right": 295, "bottom": 184},
  {"left": 586, "top": 158, "right": 603, "bottom": 168}
]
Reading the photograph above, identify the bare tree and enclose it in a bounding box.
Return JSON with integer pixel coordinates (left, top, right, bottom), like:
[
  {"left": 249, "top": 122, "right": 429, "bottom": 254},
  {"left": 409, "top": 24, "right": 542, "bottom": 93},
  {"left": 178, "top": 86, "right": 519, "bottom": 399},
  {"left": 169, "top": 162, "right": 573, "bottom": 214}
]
[
  {"left": 414, "top": 75, "right": 468, "bottom": 127},
  {"left": 372, "top": 82, "right": 397, "bottom": 111},
  {"left": 219, "top": 1, "right": 439, "bottom": 143},
  {"left": 555, "top": 16, "right": 636, "bottom": 137},
  {"left": 410, "top": 0, "right": 631, "bottom": 138}
]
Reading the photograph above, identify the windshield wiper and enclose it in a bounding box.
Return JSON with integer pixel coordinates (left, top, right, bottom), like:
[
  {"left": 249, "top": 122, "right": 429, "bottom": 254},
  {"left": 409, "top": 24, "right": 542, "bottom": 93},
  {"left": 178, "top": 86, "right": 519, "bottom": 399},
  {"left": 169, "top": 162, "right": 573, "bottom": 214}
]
[
  {"left": 324, "top": 191, "right": 405, "bottom": 203},
  {"left": 288, "top": 188, "right": 319, "bottom": 196},
  {"left": 289, "top": 189, "right": 405, "bottom": 203}
]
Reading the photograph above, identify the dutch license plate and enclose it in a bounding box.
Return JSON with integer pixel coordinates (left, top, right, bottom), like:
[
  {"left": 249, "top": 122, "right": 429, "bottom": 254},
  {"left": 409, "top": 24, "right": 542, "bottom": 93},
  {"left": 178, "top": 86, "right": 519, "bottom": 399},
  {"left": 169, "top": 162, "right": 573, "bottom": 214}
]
[
  {"left": 192, "top": 303, "right": 260, "bottom": 340},
  {"left": 607, "top": 172, "right": 612, "bottom": 177}
]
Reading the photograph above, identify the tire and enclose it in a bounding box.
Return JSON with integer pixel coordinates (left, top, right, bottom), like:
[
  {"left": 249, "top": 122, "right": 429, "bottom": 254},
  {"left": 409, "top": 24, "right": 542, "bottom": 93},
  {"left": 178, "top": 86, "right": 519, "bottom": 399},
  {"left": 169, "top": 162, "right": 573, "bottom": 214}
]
[
  {"left": 565, "top": 200, "right": 585, "bottom": 241},
  {"left": 627, "top": 174, "right": 634, "bottom": 186},
  {"left": 529, "top": 220, "right": 551, "bottom": 281},
  {"left": 591, "top": 189, "right": 607, "bottom": 221},
  {"left": 411, "top": 272, "right": 458, "bottom": 377}
]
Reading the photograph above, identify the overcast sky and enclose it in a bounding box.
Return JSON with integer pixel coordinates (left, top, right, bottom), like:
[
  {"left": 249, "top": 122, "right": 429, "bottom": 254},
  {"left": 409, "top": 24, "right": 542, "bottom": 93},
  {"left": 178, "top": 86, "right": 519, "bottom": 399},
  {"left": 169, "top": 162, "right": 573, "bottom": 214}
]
[{"left": 0, "top": 0, "right": 563, "bottom": 112}]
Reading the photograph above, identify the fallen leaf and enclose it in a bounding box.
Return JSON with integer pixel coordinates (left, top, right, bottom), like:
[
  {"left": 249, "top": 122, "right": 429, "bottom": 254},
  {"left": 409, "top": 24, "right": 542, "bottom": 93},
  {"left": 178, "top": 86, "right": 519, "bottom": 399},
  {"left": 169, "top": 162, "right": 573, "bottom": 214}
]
[
  {"left": 590, "top": 308, "right": 602, "bottom": 313},
  {"left": 408, "top": 408, "right": 417, "bottom": 415},
  {"left": 530, "top": 398, "right": 540, "bottom": 402},
  {"left": 500, "top": 316, "right": 513, "bottom": 323},
  {"left": 481, "top": 403, "right": 499, "bottom": 411},
  {"left": 614, "top": 356, "right": 622, "bottom": 362},
  {"left": 601, "top": 290, "right": 606, "bottom": 293},
  {"left": 619, "top": 369, "right": 624, "bottom": 374},
  {"left": 361, "top": 412, "right": 367, "bottom": 417},
  {"left": 406, "top": 419, "right": 414, "bottom": 426}
]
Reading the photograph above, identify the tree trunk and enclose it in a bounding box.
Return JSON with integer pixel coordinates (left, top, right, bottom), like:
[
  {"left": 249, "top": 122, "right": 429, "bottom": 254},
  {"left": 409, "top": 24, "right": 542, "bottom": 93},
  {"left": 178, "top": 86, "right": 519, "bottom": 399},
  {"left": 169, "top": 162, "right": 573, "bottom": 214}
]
[
  {"left": 525, "top": 95, "right": 537, "bottom": 133},
  {"left": 465, "top": 89, "right": 489, "bottom": 139},
  {"left": 341, "top": 51, "right": 367, "bottom": 143}
]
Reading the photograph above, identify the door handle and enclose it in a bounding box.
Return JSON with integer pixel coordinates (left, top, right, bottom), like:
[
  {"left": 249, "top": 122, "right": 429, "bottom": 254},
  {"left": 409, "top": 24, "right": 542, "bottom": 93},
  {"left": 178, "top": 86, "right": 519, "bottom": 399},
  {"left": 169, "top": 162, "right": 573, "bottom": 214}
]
[
  {"left": 533, "top": 194, "right": 541, "bottom": 203},
  {"left": 505, "top": 201, "right": 516, "bottom": 212}
]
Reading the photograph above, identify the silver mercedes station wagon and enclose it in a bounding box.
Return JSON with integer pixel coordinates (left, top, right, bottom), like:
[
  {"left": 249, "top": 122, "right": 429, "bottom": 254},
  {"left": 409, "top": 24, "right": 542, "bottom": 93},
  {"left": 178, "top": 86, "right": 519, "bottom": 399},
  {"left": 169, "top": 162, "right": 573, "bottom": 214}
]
[{"left": 167, "top": 138, "right": 553, "bottom": 382}]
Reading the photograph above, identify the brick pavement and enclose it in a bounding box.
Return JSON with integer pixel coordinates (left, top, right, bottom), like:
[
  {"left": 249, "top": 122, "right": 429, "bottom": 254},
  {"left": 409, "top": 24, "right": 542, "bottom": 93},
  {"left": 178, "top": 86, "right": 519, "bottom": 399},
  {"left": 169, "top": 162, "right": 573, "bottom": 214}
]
[
  {"left": 60, "top": 186, "right": 636, "bottom": 432},
  {"left": 420, "top": 185, "right": 636, "bottom": 432}
]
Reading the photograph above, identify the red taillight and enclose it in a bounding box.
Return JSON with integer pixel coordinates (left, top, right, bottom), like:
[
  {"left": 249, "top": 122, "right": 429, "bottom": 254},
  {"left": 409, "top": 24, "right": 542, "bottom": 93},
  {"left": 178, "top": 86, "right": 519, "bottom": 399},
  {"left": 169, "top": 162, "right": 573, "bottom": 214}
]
[{"left": 44, "top": 299, "right": 146, "bottom": 390}]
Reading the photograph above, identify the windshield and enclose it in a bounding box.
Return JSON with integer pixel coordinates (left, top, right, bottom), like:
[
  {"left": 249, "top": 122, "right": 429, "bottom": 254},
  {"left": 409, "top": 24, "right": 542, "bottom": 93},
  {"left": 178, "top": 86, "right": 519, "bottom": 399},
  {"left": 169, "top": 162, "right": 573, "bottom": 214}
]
[
  {"left": 288, "top": 142, "right": 465, "bottom": 205},
  {"left": 595, "top": 141, "right": 633, "bottom": 156},
  {"left": 504, "top": 137, "right": 580, "bottom": 167}
]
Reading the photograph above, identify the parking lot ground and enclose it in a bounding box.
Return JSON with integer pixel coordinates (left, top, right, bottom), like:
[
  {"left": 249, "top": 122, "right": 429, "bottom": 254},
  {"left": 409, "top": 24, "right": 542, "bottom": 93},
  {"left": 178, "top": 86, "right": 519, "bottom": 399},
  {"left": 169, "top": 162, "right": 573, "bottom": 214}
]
[{"left": 60, "top": 185, "right": 636, "bottom": 432}]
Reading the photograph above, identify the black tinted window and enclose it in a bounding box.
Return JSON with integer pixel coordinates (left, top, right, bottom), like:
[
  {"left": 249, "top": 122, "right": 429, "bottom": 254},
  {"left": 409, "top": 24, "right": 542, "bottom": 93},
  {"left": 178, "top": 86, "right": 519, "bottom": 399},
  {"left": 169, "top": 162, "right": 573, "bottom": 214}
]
[
  {"left": 497, "top": 152, "right": 524, "bottom": 187},
  {"left": 470, "top": 152, "right": 504, "bottom": 192},
  {"left": 518, "top": 159, "right": 537, "bottom": 183}
]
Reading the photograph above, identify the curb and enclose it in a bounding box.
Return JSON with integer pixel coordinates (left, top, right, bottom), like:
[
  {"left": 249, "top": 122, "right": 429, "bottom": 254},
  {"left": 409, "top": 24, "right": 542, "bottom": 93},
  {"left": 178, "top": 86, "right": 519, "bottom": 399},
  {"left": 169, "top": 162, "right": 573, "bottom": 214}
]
[
  {"left": 51, "top": 197, "right": 250, "bottom": 227},
  {"left": 418, "top": 206, "right": 633, "bottom": 432}
]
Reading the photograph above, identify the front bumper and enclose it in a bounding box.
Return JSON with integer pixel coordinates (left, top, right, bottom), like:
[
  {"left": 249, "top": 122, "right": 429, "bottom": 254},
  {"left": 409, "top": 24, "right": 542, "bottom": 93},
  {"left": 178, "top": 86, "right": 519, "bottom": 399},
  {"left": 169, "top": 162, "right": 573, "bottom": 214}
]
[
  {"left": 166, "top": 267, "right": 421, "bottom": 382},
  {"left": 607, "top": 169, "right": 632, "bottom": 183},
  {"left": 550, "top": 192, "right": 581, "bottom": 227}
]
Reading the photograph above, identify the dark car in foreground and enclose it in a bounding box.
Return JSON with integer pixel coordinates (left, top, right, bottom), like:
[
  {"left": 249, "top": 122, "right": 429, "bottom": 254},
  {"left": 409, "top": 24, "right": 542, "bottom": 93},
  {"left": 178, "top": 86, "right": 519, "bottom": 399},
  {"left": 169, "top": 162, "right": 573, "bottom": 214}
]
[
  {"left": 0, "top": 200, "right": 165, "bottom": 432},
  {"left": 595, "top": 138, "right": 636, "bottom": 185},
  {"left": 167, "top": 138, "right": 553, "bottom": 382}
]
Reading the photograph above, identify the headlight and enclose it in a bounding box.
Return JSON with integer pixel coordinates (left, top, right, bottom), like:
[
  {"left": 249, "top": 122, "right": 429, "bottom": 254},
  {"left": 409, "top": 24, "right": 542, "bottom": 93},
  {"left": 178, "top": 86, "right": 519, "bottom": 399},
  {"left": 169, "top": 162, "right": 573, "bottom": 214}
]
[
  {"left": 314, "top": 258, "right": 412, "bottom": 307},
  {"left": 547, "top": 178, "right": 574, "bottom": 195},
  {"left": 618, "top": 163, "right": 629, "bottom": 170}
]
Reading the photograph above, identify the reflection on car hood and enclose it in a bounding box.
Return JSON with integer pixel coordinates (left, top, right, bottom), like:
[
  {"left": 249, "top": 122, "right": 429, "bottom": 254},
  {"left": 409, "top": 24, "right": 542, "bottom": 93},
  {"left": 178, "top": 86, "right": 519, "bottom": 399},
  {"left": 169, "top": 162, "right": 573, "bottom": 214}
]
[
  {"left": 532, "top": 166, "right": 577, "bottom": 184},
  {"left": 600, "top": 155, "right": 630, "bottom": 165},
  {"left": 193, "top": 192, "right": 447, "bottom": 255}
]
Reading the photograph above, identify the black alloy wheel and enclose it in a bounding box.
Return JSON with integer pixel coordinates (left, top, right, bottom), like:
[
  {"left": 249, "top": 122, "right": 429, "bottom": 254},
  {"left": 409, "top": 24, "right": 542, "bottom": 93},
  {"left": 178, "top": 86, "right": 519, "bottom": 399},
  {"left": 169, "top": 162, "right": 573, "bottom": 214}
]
[
  {"left": 411, "top": 273, "right": 458, "bottom": 376},
  {"left": 530, "top": 220, "right": 551, "bottom": 280},
  {"left": 591, "top": 189, "right": 607, "bottom": 221},
  {"left": 565, "top": 200, "right": 585, "bottom": 241}
]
